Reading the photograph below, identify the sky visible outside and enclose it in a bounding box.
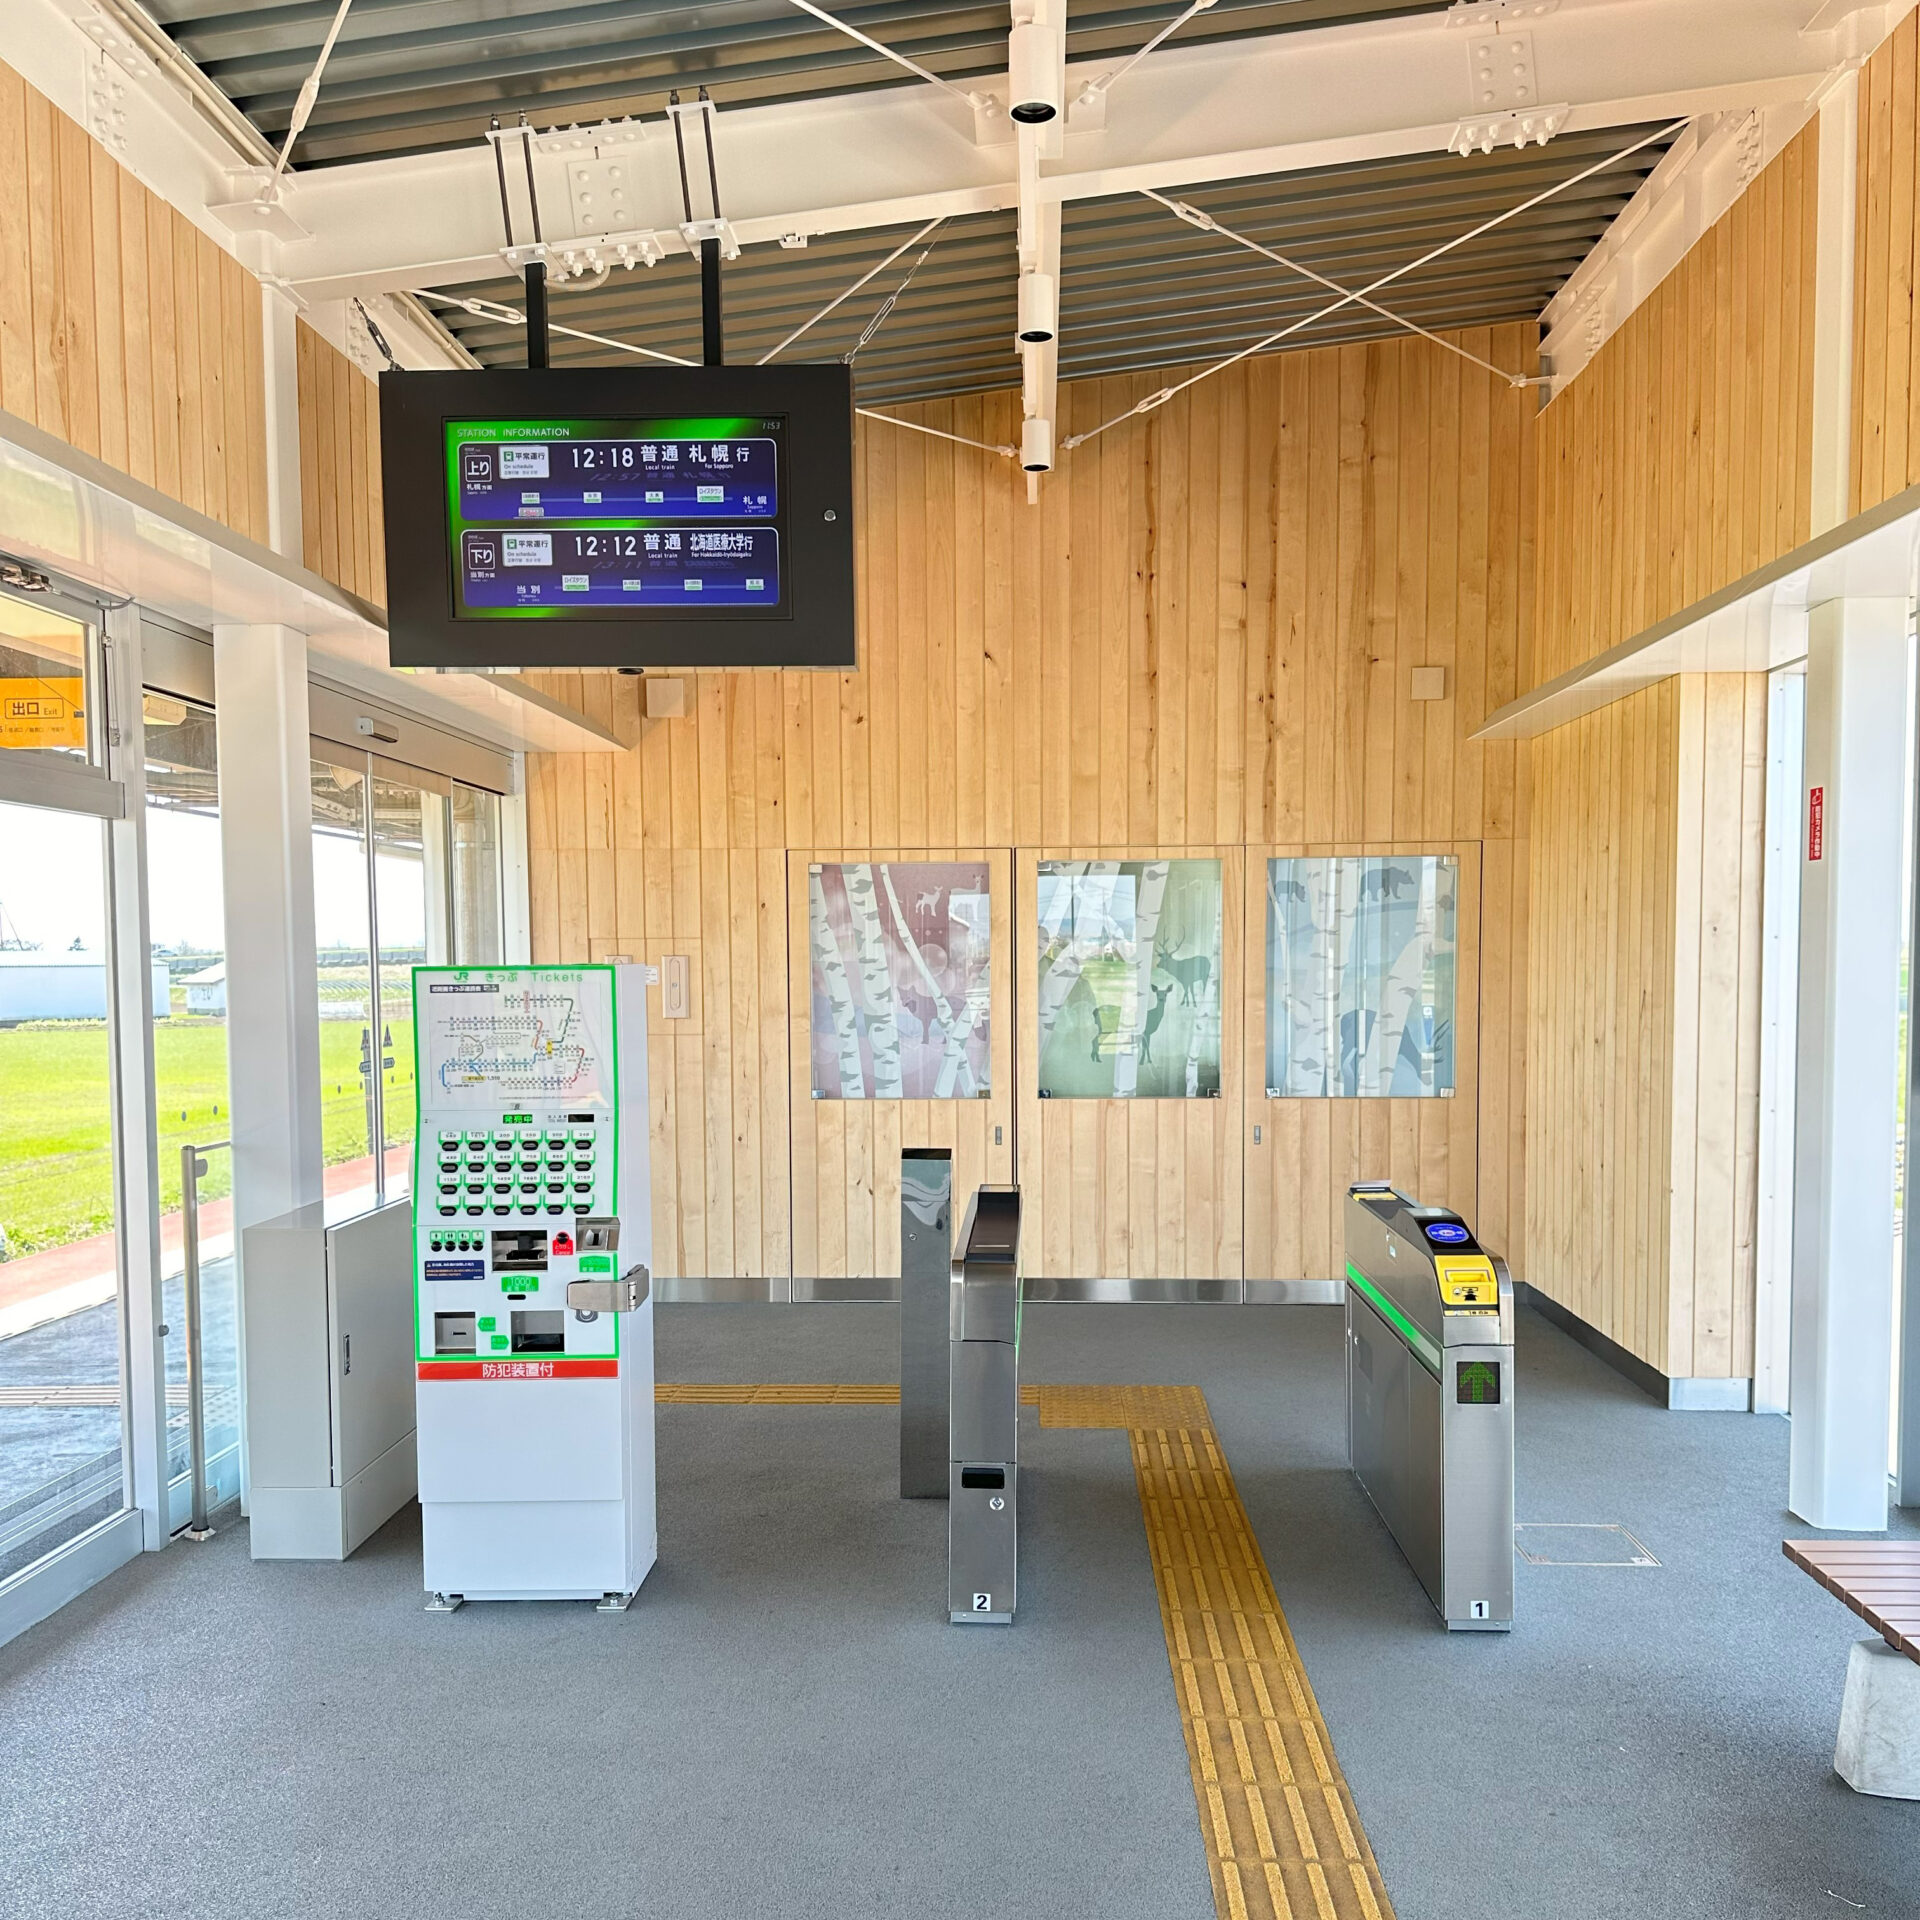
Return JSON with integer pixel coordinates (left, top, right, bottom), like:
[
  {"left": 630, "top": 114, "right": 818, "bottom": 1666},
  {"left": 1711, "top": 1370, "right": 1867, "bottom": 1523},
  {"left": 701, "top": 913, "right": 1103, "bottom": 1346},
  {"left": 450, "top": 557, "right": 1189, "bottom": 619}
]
[{"left": 0, "top": 800, "right": 427, "bottom": 959}]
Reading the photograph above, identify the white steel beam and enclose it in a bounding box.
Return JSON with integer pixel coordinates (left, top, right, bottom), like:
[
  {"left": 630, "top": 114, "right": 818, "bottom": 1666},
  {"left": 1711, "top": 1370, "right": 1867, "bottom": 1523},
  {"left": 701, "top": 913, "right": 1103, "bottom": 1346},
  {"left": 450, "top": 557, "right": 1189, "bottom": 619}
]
[
  {"left": 1537, "top": 104, "right": 1811, "bottom": 393},
  {"left": 270, "top": 0, "right": 1837, "bottom": 302}
]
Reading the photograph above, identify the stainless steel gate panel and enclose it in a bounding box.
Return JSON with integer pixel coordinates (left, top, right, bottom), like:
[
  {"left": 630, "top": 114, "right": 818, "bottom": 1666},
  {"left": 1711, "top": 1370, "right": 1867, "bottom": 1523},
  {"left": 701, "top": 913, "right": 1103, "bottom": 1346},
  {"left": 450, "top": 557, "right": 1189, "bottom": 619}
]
[
  {"left": 899, "top": 1149, "right": 953, "bottom": 1499},
  {"left": 1345, "top": 1184, "right": 1514, "bottom": 1632},
  {"left": 948, "top": 1186, "right": 1021, "bottom": 1626}
]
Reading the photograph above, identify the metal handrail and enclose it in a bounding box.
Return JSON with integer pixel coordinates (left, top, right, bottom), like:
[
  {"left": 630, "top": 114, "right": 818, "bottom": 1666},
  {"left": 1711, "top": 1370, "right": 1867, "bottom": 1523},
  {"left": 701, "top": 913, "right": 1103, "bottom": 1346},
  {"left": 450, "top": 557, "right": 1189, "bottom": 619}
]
[{"left": 179, "top": 1139, "right": 231, "bottom": 1541}]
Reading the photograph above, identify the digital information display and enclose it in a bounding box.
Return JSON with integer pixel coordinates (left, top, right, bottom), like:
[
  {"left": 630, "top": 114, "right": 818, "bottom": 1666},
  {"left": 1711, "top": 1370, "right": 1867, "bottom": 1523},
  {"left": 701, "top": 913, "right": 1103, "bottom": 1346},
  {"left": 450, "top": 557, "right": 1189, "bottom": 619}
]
[
  {"left": 445, "top": 418, "right": 787, "bottom": 622},
  {"left": 1456, "top": 1360, "right": 1502, "bottom": 1407}
]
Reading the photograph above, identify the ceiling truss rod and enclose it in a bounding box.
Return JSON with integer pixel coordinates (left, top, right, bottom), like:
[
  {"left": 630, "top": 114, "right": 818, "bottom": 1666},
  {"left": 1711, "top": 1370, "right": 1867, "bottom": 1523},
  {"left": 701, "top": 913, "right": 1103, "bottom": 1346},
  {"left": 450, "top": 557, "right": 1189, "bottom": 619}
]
[
  {"left": 1140, "top": 189, "right": 1540, "bottom": 388},
  {"left": 1076, "top": 0, "right": 1218, "bottom": 106},
  {"left": 1063, "top": 115, "right": 1690, "bottom": 450},
  {"left": 781, "top": 0, "right": 987, "bottom": 108},
  {"left": 409, "top": 290, "right": 1014, "bottom": 456},
  {"left": 758, "top": 216, "right": 947, "bottom": 363},
  {"left": 271, "top": 0, "right": 356, "bottom": 176}
]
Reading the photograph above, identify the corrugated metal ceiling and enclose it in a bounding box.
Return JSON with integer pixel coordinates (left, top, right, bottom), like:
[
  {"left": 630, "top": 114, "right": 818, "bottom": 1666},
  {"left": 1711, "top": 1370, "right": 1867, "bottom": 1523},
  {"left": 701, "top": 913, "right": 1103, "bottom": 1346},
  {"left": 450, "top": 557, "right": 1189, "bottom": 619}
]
[
  {"left": 427, "top": 128, "right": 1677, "bottom": 404},
  {"left": 149, "top": 0, "right": 1452, "bottom": 167}
]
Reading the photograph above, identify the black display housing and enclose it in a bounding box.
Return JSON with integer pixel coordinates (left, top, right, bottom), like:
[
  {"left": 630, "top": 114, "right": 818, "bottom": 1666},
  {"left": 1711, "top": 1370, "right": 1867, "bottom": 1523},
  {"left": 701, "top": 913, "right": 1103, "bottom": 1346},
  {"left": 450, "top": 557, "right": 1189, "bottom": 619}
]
[{"left": 379, "top": 364, "right": 856, "bottom": 670}]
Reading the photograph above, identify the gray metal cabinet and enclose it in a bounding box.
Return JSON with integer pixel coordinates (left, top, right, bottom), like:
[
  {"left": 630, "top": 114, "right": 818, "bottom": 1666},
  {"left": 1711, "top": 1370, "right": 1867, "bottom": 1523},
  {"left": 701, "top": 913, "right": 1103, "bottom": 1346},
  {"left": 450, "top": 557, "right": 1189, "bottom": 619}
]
[{"left": 242, "top": 1199, "right": 416, "bottom": 1559}]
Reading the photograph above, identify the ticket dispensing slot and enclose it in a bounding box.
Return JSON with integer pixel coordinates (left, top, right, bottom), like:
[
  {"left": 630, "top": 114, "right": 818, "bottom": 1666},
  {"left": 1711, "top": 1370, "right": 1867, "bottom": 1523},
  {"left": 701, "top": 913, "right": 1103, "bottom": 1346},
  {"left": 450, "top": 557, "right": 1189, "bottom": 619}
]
[
  {"left": 510, "top": 1309, "right": 565, "bottom": 1354},
  {"left": 1345, "top": 1184, "right": 1515, "bottom": 1632}
]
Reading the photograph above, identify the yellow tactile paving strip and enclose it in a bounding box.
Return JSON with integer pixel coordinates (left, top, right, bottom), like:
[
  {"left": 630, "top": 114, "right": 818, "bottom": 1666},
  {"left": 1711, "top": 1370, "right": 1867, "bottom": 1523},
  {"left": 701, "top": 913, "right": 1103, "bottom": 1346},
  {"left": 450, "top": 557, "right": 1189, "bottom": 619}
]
[
  {"left": 654, "top": 1382, "right": 900, "bottom": 1404},
  {"left": 656, "top": 1379, "right": 1393, "bottom": 1920}
]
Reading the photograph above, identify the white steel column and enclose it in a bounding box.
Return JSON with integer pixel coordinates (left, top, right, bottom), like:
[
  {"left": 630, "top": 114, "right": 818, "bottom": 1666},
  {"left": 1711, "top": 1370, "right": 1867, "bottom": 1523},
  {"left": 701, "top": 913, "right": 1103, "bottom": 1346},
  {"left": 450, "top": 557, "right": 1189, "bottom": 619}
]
[
  {"left": 1789, "top": 596, "right": 1911, "bottom": 1529},
  {"left": 101, "top": 607, "right": 169, "bottom": 1546},
  {"left": 260, "top": 286, "right": 306, "bottom": 564},
  {"left": 501, "top": 772, "right": 532, "bottom": 965},
  {"left": 1754, "top": 667, "right": 1805, "bottom": 1416},
  {"left": 213, "top": 624, "right": 325, "bottom": 1506}
]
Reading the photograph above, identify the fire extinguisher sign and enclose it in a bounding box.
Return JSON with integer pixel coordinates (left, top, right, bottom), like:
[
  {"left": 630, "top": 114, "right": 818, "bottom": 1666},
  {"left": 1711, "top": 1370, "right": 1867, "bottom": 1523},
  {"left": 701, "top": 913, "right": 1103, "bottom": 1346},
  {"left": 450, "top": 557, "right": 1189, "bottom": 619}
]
[{"left": 1808, "top": 786, "right": 1824, "bottom": 861}]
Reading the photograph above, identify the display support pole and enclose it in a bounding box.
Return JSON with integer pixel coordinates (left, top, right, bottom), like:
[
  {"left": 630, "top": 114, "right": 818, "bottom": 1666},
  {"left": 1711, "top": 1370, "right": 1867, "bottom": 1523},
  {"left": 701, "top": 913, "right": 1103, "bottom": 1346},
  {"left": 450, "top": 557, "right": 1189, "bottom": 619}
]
[
  {"left": 525, "top": 262, "right": 549, "bottom": 370},
  {"left": 701, "top": 239, "right": 723, "bottom": 366}
]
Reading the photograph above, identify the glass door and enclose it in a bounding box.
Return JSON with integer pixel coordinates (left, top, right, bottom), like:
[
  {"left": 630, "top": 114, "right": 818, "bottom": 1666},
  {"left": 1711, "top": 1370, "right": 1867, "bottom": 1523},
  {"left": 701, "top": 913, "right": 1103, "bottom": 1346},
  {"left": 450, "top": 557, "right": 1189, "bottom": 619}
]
[
  {"left": 312, "top": 756, "right": 377, "bottom": 1216},
  {"left": 311, "top": 755, "right": 492, "bottom": 1215},
  {"left": 372, "top": 772, "right": 429, "bottom": 1201},
  {"left": 143, "top": 694, "right": 240, "bottom": 1529},
  {"left": 0, "top": 801, "right": 123, "bottom": 1580}
]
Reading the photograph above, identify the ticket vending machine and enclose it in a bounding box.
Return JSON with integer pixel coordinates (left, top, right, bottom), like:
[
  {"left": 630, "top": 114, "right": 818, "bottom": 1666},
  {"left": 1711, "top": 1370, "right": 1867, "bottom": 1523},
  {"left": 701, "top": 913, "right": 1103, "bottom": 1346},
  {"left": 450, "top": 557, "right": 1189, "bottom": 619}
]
[{"left": 411, "top": 962, "right": 656, "bottom": 1611}]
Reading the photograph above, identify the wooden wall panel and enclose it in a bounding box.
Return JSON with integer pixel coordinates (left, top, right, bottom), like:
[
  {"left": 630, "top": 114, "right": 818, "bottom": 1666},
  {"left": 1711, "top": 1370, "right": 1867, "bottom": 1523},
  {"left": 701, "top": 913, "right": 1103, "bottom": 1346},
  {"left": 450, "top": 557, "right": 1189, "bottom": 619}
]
[
  {"left": 1852, "top": 9, "right": 1920, "bottom": 513},
  {"left": 789, "top": 850, "right": 1015, "bottom": 1282},
  {"left": 525, "top": 329, "right": 1535, "bottom": 1280},
  {"left": 1524, "top": 678, "right": 1765, "bottom": 1375},
  {"left": 1532, "top": 123, "right": 1817, "bottom": 685},
  {"left": 0, "top": 57, "right": 268, "bottom": 546},
  {"left": 295, "top": 318, "right": 386, "bottom": 605}
]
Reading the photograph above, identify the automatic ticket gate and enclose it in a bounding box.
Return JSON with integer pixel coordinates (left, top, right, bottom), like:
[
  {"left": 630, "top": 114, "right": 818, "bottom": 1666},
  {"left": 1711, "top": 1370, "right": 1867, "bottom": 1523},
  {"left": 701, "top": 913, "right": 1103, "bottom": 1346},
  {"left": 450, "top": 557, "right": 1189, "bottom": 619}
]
[
  {"left": 1345, "top": 1184, "right": 1514, "bottom": 1631},
  {"left": 949, "top": 1187, "right": 1021, "bottom": 1625}
]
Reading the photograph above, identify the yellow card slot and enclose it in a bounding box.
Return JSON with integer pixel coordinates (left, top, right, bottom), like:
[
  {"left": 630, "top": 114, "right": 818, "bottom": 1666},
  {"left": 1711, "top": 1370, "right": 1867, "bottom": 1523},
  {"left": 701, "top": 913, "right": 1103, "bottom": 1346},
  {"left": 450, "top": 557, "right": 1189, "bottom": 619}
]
[{"left": 1433, "top": 1253, "right": 1498, "bottom": 1310}]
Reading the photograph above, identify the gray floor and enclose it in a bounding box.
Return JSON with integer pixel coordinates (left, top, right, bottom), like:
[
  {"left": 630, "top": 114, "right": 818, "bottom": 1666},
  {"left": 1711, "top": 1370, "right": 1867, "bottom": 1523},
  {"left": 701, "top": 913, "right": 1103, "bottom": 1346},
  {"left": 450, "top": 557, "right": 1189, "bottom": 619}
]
[
  {"left": 0, "top": 1256, "right": 241, "bottom": 1581},
  {"left": 1, "top": 1302, "right": 1917, "bottom": 1920}
]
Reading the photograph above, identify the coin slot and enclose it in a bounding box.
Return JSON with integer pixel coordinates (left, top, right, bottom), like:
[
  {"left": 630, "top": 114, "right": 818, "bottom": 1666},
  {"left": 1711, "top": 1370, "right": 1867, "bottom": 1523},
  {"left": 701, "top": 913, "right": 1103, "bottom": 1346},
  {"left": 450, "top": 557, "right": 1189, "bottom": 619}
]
[{"left": 434, "top": 1312, "right": 477, "bottom": 1356}]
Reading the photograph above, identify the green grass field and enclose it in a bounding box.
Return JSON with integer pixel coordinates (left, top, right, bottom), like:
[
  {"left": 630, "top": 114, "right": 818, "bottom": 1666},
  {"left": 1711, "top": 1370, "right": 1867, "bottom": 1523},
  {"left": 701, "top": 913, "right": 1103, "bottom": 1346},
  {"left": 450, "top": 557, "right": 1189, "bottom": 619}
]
[{"left": 0, "top": 1013, "right": 417, "bottom": 1259}]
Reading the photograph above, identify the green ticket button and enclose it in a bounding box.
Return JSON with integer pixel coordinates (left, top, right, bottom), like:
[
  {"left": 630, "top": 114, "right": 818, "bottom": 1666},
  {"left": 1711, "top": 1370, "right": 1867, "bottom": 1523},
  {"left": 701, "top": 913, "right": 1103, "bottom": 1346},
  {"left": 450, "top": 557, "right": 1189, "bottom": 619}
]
[
  {"left": 578, "top": 1254, "right": 613, "bottom": 1274},
  {"left": 488, "top": 1334, "right": 509, "bottom": 1350},
  {"left": 478, "top": 1316, "right": 496, "bottom": 1332}
]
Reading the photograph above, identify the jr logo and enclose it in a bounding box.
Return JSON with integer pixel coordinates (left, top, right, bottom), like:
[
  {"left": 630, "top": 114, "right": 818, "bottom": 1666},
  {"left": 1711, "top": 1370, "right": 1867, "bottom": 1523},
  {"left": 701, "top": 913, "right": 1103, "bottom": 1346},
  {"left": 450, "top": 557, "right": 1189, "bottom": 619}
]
[{"left": 972, "top": 1593, "right": 992, "bottom": 1613}]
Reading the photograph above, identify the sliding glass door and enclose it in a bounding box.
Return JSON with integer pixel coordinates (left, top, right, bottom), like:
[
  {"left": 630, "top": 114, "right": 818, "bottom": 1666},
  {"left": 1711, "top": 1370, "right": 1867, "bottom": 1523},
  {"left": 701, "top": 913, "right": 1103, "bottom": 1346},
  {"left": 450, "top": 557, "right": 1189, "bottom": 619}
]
[
  {"left": 0, "top": 802, "right": 121, "bottom": 1581},
  {"left": 0, "top": 588, "right": 135, "bottom": 1587},
  {"left": 313, "top": 753, "right": 505, "bottom": 1214}
]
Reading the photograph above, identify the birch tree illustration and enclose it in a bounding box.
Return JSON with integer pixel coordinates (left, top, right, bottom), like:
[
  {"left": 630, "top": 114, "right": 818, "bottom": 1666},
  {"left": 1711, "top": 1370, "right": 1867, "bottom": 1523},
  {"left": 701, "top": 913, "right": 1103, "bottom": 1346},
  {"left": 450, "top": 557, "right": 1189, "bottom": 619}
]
[
  {"left": 1111, "top": 860, "right": 1169, "bottom": 1098},
  {"left": 1352, "top": 872, "right": 1428, "bottom": 1093},
  {"left": 1295, "top": 858, "right": 1342, "bottom": 1097},
  {"left": 809, "top": 868, "right": 866, "bottom": 1096},
  {"left": 1266, "top": 863, "right": 1299, "bottom": 1094},
  {"left": 1182, "top": 869, "right": 1221, "bottom": 1098},
  {"left": 844, "top": 864, "right": 904, "bottom": 1097},
  {"left": 1035, "top": 861, "right": 1120, "bottom": 1065},
  {"left": 880, "top": 866, "right": 979, "bottom": 1096}
]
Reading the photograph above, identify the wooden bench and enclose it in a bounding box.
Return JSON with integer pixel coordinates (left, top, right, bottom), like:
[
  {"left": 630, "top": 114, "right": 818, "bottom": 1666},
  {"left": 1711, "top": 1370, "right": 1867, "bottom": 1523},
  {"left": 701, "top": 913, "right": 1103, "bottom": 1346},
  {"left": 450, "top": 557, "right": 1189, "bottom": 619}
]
[{"left": 1785, "top": 1539, "right": 1920, "bottom": 1798}]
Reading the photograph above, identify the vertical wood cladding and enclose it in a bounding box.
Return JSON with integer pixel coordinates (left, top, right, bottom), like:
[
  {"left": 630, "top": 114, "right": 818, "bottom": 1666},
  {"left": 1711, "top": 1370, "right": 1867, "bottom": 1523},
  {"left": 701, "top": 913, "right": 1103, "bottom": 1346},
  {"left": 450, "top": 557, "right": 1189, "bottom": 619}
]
[
  {"left": 0, "top": 59, "right": 267, "bottom": 545},
  {"left": 1533, "top": 124, "right": 1817, "bottom": 682},
  {"left": 522, "top": 329, "right": 1536, "bottom": 1281},
  {"left": 295, "top": 319, "right": 385, "bottom": 603}
]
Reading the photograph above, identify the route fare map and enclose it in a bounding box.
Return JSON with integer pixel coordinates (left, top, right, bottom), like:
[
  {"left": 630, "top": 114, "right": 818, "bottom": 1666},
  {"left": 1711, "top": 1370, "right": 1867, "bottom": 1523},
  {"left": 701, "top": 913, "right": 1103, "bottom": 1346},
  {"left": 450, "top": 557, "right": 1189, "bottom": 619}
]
[{"left": 418, "top": 967, "right": 615, "bottom": 1111}]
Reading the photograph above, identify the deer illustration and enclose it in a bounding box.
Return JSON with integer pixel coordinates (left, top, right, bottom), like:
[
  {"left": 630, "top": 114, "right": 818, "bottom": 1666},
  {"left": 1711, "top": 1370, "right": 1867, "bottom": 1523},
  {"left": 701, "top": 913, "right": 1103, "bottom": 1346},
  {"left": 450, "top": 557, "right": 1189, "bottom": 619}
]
[
  {"left": 1163, "top": 952, "right": 1211, "bottom": 1008},
  {"left": 913, "top": 886, "right": 942, "bottom": 916},
  {"left": 1139, "top": 983, "right": 1174, "bottom": 1066}
]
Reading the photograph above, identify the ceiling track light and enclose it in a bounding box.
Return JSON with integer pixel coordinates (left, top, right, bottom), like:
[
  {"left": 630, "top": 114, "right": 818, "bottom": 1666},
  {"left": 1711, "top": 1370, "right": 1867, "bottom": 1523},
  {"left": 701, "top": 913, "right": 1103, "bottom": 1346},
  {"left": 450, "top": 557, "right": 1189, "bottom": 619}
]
[
  {"left": 1016, "top": 270, "right": 1057, "bottom": 345},
  {"left": 1021, "top": 416, "right": 1054, "bottom": 472},
  {"left": 1008, "top": 22, "right": 1063, "bottom": 124}
]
